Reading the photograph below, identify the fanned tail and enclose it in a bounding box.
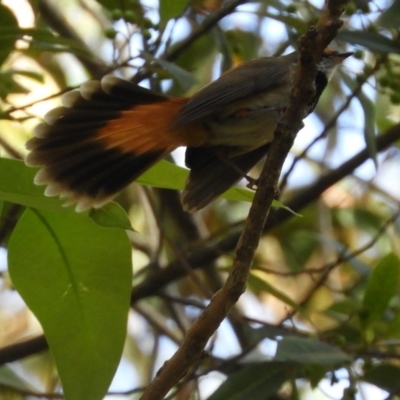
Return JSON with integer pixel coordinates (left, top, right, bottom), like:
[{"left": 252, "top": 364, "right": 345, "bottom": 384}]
[{"left": 26, "top": 76, "right": 194, "bottom": 211}]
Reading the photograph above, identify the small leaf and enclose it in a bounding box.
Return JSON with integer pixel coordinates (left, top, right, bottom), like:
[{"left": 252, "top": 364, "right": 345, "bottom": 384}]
[
  {"left": 159, "top": 0, "right": 187, "bottom": 27},
  {"left": 379, "top": 0, "right": 400, "bottom": 28},
  {"left": 248, "top": 273, "right": 303, "bottom": 312},
  {"left": 356, "top": 91, "right": 377, "bottom": 168},
  {"left": 0, "top": 27, "right": 97, "bottom": 62},
  {"left": 361, "top": 253, "right": 400, "bottom": 326},
  {"left": 89, "top": 203, "right": 133, "bottom": 230},
  {"left": 8, "top": 208, "right": 132, "bottom": 400},
  {"left": 274, "top": 337, "right": 351, "bottom": 365},
  {"left": 0, "top": 4, "right": 18, "bottom": 66},
  {"left": 338, "top": 30, "right": 400, "bottom": 54},
  {"left": 207, "top": 362, "right": 293, "bottom": 400},
  {"left": 243, "top": 326, "right": 302, "bottom": 346},
  {"left": 142, "top": 52, "right": 197, "bottom": 92}
]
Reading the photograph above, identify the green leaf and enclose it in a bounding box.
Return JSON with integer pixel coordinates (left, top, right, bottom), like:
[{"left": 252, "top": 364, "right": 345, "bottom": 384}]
[
  {"left": 153, "top": 57, "right": 197, "bottom": 91},
  {"left": 356, "top": 91, "right": 377, "bottom": 168},
  {"left": 0, "top": 28, "right": 96, "bottom": 61},
  {"left": 361, "top": 253, "right": 400, "bottom": 326},
  {"left": 274, "top": 337, "right": 351, "bottom": 365},
  {"left": 337, "top": 30, "right": 400, "bottom": 54},
  {"left": 207, "top": 362, "right": 293, "bottom": 400},
  {"left": 242, "top": 326, "right": 302, "bottom": 346},
  {"left": 0, "top": 69, "right": 44, "bottom": 100},
  {"left": 379, "top": 0, "right": 400, "bottom": 29},
  {"left": 248, "top": 273, "right": 303, "bottom": 312},
  {"left": 8, "top": 208, "right": 132, "bottom": 400},
  {"left": 0, "top": 159, "right": 64, "bottom": 211},
  {"left": 0, "top": 4, "right": 18, "bottom": 66},
  {"left": 137, "top": 159, "right": 257, "bottom": 203},
  {"left": 363, "top": 364, "right": 400, "bottom": 393},
  {"left": 159, "top": 0, "right": 187, "bottom": 27},
  {"left": 89, "top": 203, "right": 133, "bottom": 230}
]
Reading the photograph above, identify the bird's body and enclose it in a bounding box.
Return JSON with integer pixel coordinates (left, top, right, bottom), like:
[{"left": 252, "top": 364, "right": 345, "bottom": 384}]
[{"left": 26, "top": 49, "right": 352, "bottom": 212}]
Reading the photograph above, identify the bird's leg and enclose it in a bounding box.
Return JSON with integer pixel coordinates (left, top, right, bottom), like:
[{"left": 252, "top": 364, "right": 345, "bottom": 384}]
[{"left": 215, "top": 148, "right": 257, "bottom": 186}]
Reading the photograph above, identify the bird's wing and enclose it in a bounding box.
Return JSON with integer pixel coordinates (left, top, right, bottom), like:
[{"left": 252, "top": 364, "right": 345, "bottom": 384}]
[
  {"left": 174, "top": 52, "right": 297, "bottom": 126},
  {"left": 181, "top": 144, "right": 270, "bottom": 212}
]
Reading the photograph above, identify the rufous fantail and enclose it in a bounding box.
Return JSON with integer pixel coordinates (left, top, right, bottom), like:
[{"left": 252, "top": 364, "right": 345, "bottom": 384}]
[{"left": 25, "top": 49, "right": 352, "bottom": 213}]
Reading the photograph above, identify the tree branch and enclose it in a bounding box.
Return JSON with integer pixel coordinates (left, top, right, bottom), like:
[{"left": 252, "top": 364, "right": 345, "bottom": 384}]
[{"left": 138, "top": 1, "right": 349, "bottom": 398}]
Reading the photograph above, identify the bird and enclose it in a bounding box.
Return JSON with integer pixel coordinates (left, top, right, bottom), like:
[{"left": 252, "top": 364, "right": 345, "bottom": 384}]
[{"left": 25, "top": 49, "right": 352, "bottom": 213}]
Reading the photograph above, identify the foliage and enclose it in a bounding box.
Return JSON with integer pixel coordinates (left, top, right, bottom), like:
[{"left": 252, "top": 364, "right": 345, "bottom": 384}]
[{"left": 0, "top": 0, "right": 399, "bottom": 399}]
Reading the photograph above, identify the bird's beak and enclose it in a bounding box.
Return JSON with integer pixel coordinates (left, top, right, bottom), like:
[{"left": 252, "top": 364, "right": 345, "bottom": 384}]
[{"left": 337, "top": 52, "right": 354, "bottom": 59}]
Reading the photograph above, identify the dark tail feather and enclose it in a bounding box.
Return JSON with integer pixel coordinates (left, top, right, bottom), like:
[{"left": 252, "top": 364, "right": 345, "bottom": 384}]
[
  {"left": 181, "top": 145, "right": 270, "bottom": 213},
  {"left": 25, "top": 76, "right": 177, "bottom": 212}
]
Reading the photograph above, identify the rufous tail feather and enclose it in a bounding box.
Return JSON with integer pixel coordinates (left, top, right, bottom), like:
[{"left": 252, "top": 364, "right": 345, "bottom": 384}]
[{"left": 26, "top": 76, "right": 206, "bottom": 212}]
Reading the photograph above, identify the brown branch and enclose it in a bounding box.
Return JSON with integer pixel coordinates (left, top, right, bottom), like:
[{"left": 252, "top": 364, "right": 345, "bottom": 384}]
[{"left": 138, "top": 1, "right": 349, "bottom": 398}]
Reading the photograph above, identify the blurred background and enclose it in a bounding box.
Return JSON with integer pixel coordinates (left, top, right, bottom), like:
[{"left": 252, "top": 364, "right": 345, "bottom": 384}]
[{"left": 0, "top": 0, "right": 400, "bottom": 399}]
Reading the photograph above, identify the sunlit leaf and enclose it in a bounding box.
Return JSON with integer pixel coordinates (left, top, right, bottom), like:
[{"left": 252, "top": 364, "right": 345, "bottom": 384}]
[
  {"left": 8, "top": 208, "right": 132, "bottom": 400},
  {"left": 0, "top": 28, "right": 97, "bottom": 61}
]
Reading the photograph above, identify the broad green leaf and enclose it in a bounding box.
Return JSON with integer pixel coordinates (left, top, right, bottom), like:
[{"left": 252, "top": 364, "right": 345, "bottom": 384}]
[
  {"left": 0, "top": 159, "right": 131, "bottom": 228},
  {"left": 0, "top": 4, "right": 18, "bottom": 66},
  {"left": 363, "top": 364, "right": 400, "bottom": 393},
  {"left": 338, "top": 30, "right": 400, "bottom": 54},
  {"left": 159, "top": 0, "right": 187, "bottom": 27},
  {"left": 207, "top": 362, "right": 293, "bottom": 400},
  {"left": 361, "top": 253, "right": 400, "bottom": 326},
  {"left": 274, "top": 337, "right": 351, "bottom": 365},
  {"left": 8, "top": 208, "right": 132, "bottom": 400}
]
